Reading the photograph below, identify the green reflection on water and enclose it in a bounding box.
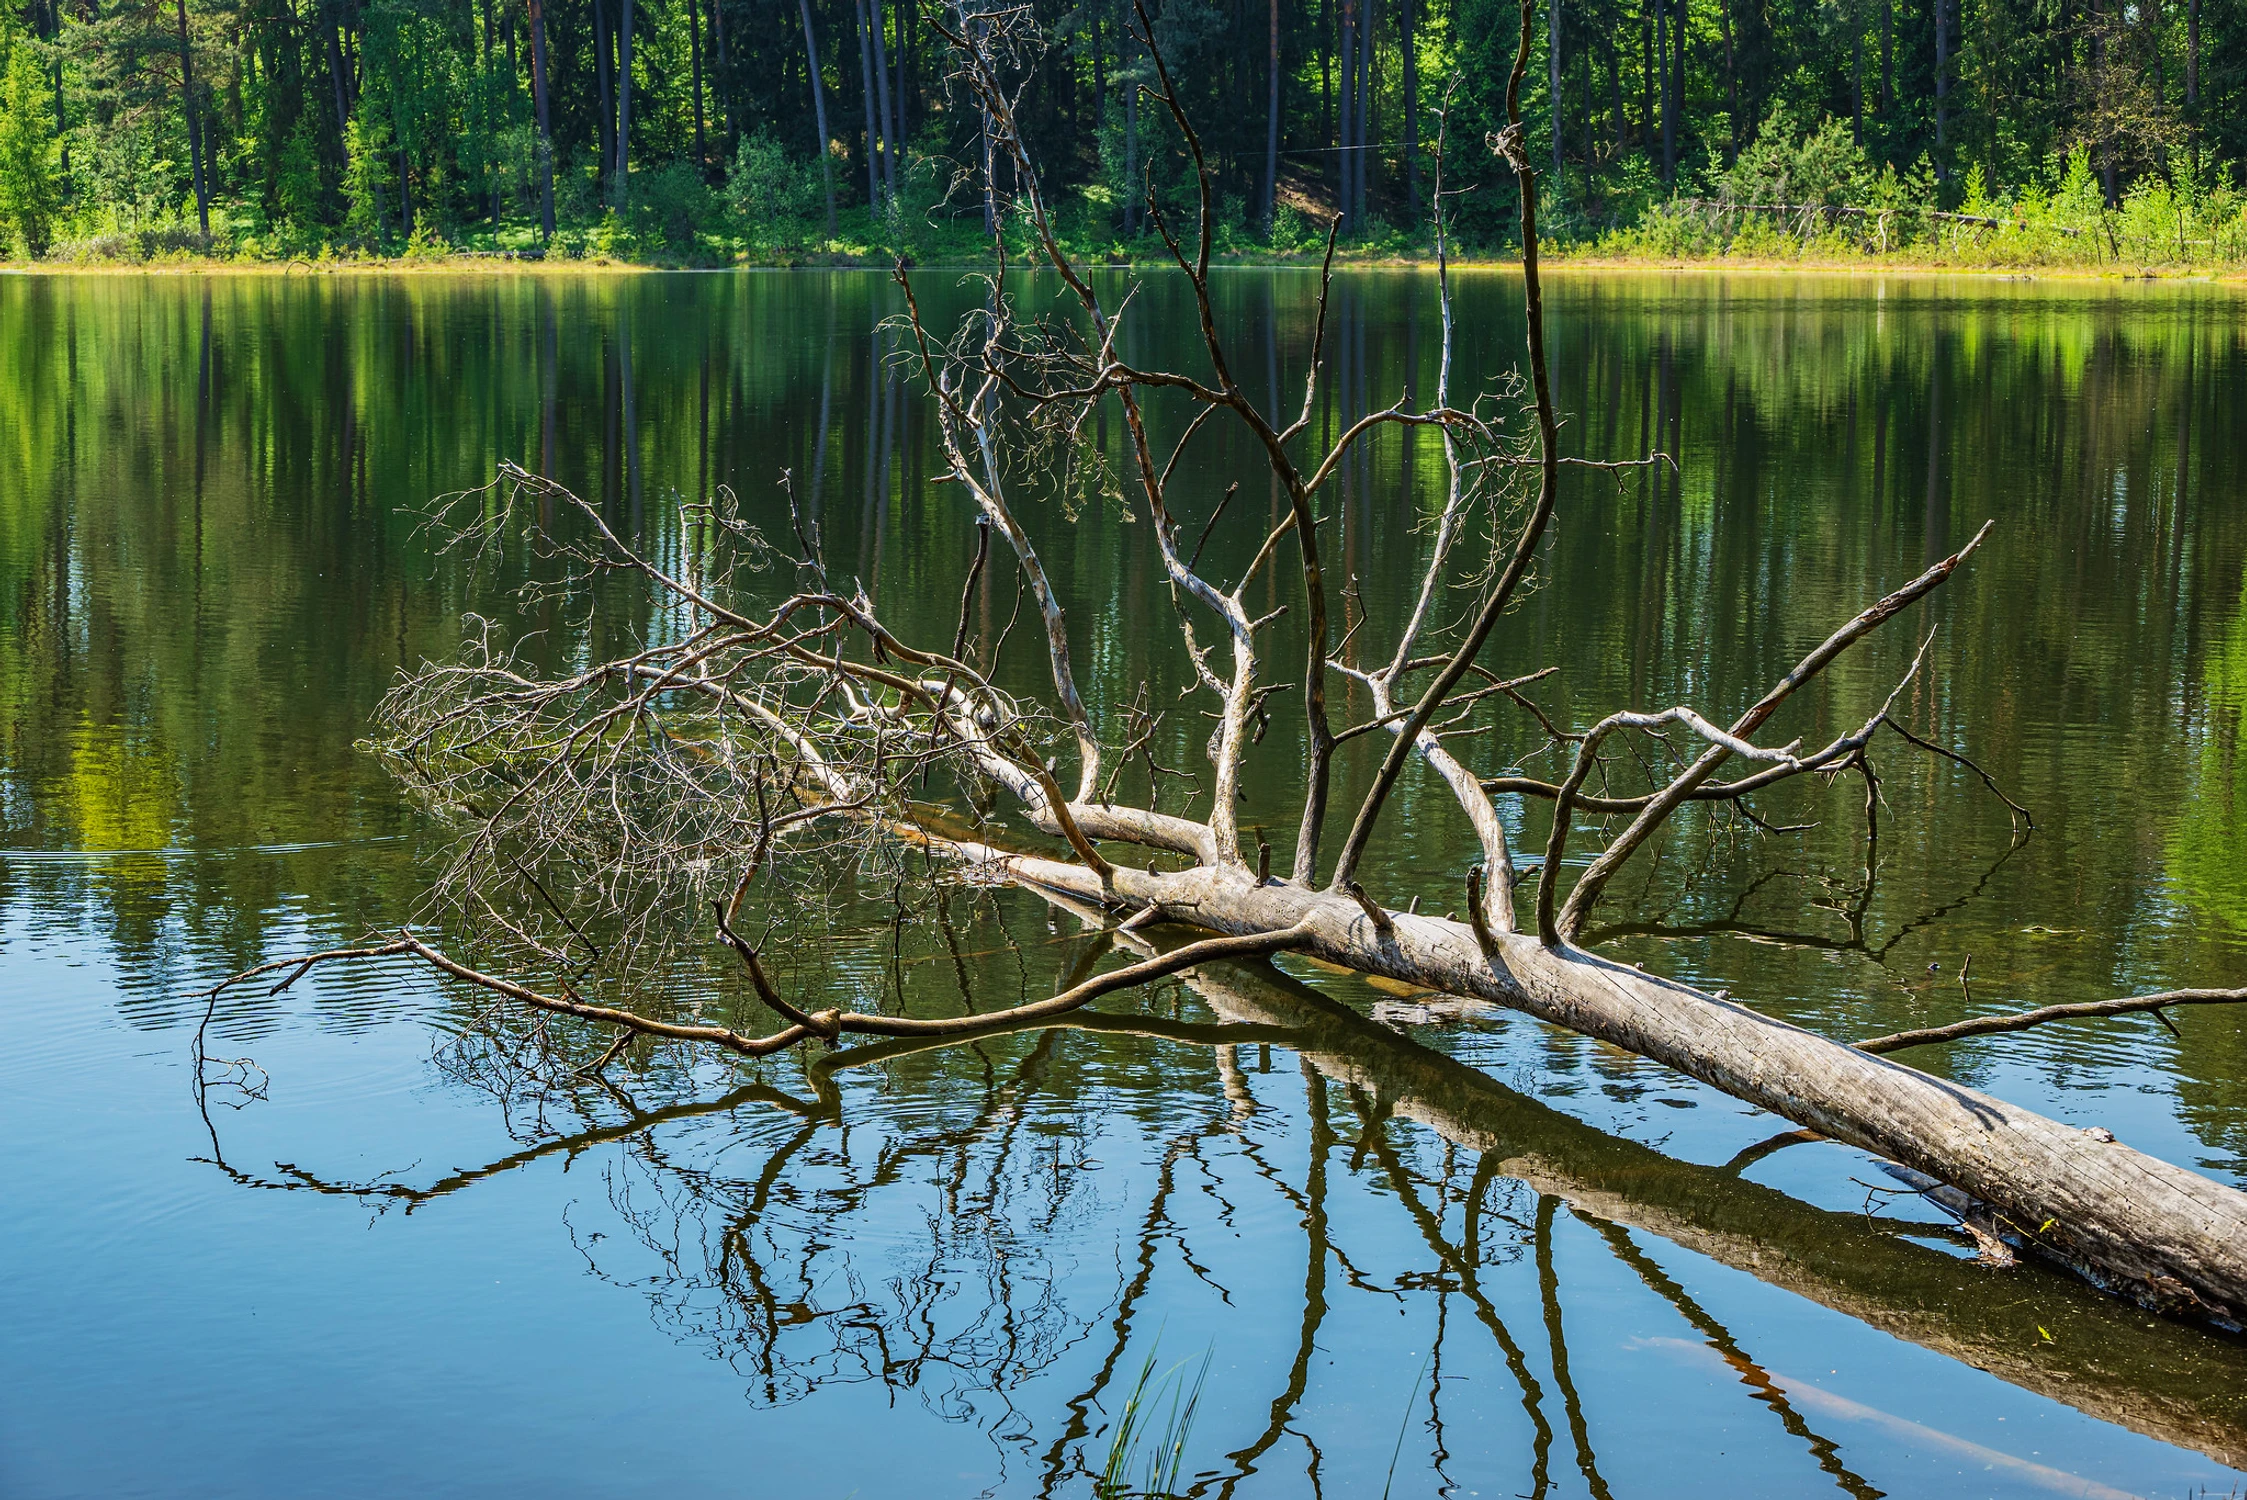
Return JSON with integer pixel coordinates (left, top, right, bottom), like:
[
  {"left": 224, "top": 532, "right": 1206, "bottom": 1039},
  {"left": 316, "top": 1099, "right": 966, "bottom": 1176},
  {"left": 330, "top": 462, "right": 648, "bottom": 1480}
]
[{"left": 5, "top": 268, "right": 2247, "bottom": 1494}]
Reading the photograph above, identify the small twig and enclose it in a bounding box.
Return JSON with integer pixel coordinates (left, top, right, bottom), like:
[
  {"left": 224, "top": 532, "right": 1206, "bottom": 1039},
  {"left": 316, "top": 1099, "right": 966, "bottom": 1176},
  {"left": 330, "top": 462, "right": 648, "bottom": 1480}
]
[
  {"left": 1880, "top": 714, "right": 2034, "bottom": 831},
  {"left": 1856, "top": 987, "right": 2247, "bottom": 1054},
  {"left": 951, "top": 516, "right": 992, "bottom": 662}
]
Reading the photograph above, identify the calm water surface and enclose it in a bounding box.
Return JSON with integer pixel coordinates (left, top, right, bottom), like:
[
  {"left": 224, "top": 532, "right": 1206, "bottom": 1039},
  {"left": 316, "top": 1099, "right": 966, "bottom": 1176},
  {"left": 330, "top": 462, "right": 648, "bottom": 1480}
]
[{"left": 4, "top": 269, "right": 2247, "bottom": 1498}]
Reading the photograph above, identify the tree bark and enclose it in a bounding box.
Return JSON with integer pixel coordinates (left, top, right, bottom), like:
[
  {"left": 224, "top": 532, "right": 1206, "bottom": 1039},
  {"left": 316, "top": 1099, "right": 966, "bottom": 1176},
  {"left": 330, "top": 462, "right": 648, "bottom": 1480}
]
[
  {"left": 797, "top": 0, "right": 836, "bottom": 235},
  {"left": 1655, "top": 0, "right": 1673, "bottom": 183},
  {"left": 1933, "top": 0, "right": 1948, "bottom": 178},
  {"left": 1401, "top": 0, "right": 1419, "bottom": 213},
  {"left": 174, "top": 0, "right": 211, "bottom": 236},
  {"left": 941, "top": 842, "right": 2247, "bottom": 1324},
  {"left": 527, "top": 0, "right": 555, "bottom": 238},
  {"left": 869, "top": 0, "right": 897, "bottom": 201},
  {"left": 1152, "top": 944, "right": 2247, "bottom": 1469},
  {"left": 614, "top": 0, "right": 633, "bottom": 208},
  {"left": 1552, "top": 0, "right": 1564, "bottom": 173},
  {"left": 1265, "top": 0, "right": 1281, "bottom": 231},
  {"left": 855, "top": 0, "right": 882, "bottom": 212},
  {"left": 593, "top": 0, "right": 614, "bottom": 183},
  {"left": 689, "top": 0, "right": 706, "bottom": 174}
]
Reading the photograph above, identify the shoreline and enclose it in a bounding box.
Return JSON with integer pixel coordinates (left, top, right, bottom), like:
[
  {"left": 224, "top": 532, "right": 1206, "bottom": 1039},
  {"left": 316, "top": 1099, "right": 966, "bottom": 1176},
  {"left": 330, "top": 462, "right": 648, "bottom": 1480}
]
[{"left": 7, "top": 250, "right": 2244, "bottom": 284}]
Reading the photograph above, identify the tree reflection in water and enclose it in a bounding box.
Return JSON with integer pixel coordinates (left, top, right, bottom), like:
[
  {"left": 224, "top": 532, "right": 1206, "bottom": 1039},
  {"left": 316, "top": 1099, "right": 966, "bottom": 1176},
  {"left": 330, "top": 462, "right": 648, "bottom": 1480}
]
[{"left": 192, "top": 895, "right": 2247, "bottom": 1496}]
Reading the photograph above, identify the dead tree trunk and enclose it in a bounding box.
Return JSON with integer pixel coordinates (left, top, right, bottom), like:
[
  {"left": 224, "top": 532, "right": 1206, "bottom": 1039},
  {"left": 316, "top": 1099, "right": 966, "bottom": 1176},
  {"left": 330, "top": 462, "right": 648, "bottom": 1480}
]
[{"left": 227, "top": 0, "right": 2247, "bottom": 1338}]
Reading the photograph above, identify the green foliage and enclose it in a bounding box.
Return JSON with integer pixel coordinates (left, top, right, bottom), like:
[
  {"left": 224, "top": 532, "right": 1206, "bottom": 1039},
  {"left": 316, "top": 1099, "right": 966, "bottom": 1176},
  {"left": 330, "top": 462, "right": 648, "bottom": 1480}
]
[
  {"left": 274, "top": 110, "right": 325, "bottom": 235},
  {"left": 632, "top": 160, "right": 712, "bottom": 250},
  {"left": 1721, "top": 104, "right": 1868, "bottom": 207},
  {"left": 8, "top": 0, "right": 2247, "bottom": 267},
  {"left": 1592, "top": 107, "right": 2247, "bottom": 270},
  {"left": 0, "top": 43, "right": 58, "bottom": 256},
  {"left": 1097, "top": 1346, "right": 1211, "bottom": 1500},
  {"left": 724, "top": 132, "right": 818, "bottom": 244},
  {"left": 343, "top": 101, "right": 394, "bottom": 246}
]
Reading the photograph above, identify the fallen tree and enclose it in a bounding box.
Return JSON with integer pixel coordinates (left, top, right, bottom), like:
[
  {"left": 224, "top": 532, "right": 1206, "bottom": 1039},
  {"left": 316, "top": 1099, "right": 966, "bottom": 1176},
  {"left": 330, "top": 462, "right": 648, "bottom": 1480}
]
[{"left": 216, "top": 0, "right": 2247, "bottom": 1328}]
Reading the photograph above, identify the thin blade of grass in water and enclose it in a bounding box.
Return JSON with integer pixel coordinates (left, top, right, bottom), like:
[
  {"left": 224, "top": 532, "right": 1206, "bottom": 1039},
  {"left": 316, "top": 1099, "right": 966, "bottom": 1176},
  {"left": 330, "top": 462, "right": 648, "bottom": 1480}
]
[{"left": 1380, "top": 1348, "right": 1437, "bottom": 1500}]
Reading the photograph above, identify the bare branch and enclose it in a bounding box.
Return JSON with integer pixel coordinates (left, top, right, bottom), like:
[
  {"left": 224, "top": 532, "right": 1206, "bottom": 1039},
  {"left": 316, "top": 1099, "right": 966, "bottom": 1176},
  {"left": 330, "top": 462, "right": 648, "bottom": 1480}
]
[{"left": 1857, "top": 989, "right": 2247, "bottom": 1055}]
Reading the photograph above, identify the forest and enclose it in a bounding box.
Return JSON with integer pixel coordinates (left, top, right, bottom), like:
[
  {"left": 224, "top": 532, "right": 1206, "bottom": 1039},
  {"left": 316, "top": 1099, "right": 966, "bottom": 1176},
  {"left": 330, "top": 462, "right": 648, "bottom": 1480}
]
[{"left": 0, "top": 0, "right": 2237, "bottom": 262}]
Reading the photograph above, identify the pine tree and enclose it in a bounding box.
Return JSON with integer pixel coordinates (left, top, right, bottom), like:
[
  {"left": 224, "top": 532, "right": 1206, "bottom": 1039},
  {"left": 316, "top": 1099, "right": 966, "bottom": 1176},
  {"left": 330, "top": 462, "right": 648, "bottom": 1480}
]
[
  {"left": 343, "top": 99, "right": 393, "bottom": 244},
  {"left": 0, "top": 43, "right": 58, "bottom": 256}
]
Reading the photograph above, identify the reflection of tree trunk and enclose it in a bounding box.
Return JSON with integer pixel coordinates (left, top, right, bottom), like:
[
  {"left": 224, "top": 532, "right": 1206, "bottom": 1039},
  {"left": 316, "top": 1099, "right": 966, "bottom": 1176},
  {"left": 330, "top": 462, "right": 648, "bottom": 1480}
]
[
  {"left": 1211, "top": 1063, "right": 1336, "bottom": 1489},
  {"left": 1360, "top": 1110, "right": 1556, "bottom": 1491},
  {"left": 1585, "top": 1217, "right": 1885, "bottom": 1500},
  {"left": 622, "top": 302, "right": 642, "bottom": 527},
  {"left": 1162, "top": 943, "right": 2247, "bottom": 1469},
  {"left": 1923, "top": 340, "right": 1947, "bottom": 563},
  {"left": 539, "top": 289, "right": 557, "bottom": 480},
  {"left": 1537, "top": 1198, "right": 1615, "bottom": 1500}
]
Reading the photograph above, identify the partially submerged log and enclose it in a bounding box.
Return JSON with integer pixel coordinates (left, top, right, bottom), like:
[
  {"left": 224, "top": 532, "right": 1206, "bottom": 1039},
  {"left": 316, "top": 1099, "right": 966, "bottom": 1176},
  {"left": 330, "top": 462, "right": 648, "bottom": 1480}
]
[
  {"left": 1159, "top": 946, "right": 2247, "bottom": 1469},
  {"left": 925, "top": 838, "right": 2247, "bottom": 1326},
  {"left": 220, "top": 0, "right": 2247, "bottom": 1388}
]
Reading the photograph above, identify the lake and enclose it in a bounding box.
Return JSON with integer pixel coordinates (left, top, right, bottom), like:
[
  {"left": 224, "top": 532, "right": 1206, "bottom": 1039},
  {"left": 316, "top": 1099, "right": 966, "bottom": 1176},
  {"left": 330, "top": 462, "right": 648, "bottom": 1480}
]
[{"left": 2, "top": 267, "right": 2245, "bottom": 1499}]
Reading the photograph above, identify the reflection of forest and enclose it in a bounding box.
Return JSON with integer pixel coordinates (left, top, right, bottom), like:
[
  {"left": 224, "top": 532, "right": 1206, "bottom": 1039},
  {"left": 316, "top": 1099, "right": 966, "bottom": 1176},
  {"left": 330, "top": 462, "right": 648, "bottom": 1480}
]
[
  {"left": 7, "top": 273, "right": 2247, "bottom": 1331},
  {"left": 199, "top": 926, "right": 2247, "bottom": 1487}
]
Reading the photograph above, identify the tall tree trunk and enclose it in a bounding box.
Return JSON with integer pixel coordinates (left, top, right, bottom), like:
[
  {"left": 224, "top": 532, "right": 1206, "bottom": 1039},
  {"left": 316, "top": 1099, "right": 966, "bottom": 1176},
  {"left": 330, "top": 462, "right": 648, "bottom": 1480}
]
[
  {"left": 1265, "top": 0, "right": 1282, "bottom": 232},
  {"left": 593, "top": 0, "right": 614, "bottom": 183},
  {"left": 174, "top": 0, "right": 211, "bottom": 236},
  {"left": 527, "top": 0, "right": 555, "bottom": 238},
  {"left": 1641, "top": 0, "right": 1653, "bottom": 150},
  {"left": 1880, "top": 0, "right": 1893, "bottom": 114},
  {"left": 1401, "top": 0, "right": 1419, "bottom": 214},
  {"left": 1552, "top": 0, "right": 1564, "bottom": 173},
  {"left": 614, "top": 0, "right": 633, "bottom": 208},
  {"left": 689, "top": 0, "right": 706, "bottom": 174},
  {"left": 893, "top": 0, "right": 910, "bottom": 180},
  {"left": 1853, "top": 21, "right": 1864, "bottom": 144},
  {"left": 324, "top": 1, "right": 351, "bottom": 136},
  {"left": 2186, "top": 0, "right": 2199, "bottom": 107},
  {"left": 797, "top": 0, "right": 836, "bottom": 235},
  {"left": 855, "top": 0, "right": 882, "bottom": 212},
  {"left": 870, "top": 0, "right": 896, "bottom": 200},
  {"left": 1337, "top": 0, "right": 1355, "bottom": 227},
  {"left": 1319, "top": 0, "right": 1332, "bottom": 162},
  {"left": 483, "top": 0, "right": 501, "bottom": 221},
  {"left": 1609, "top": 38, "right": 1624, "bottom": 153},
  {"left": 1124, "top": 21, "right": 1138, "bottom": 235},
  {"left": 1655, "top": 0, "right": 1673, "bottom": 182},
  {"left": 1933, "top": 0, "right": 1948, "bottom": 178},
  {"left": 710, "top": 0, "right": 732, "bottom": 145},
  {"left": 1348, "top": 0, "right": 1366, "bottom": 220},
  {"left": 1721, "top": 0, "right": 1737, "bottom": 159},
  {"left": 49, "top": 0, "right": 65, "bottom": 179}
]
